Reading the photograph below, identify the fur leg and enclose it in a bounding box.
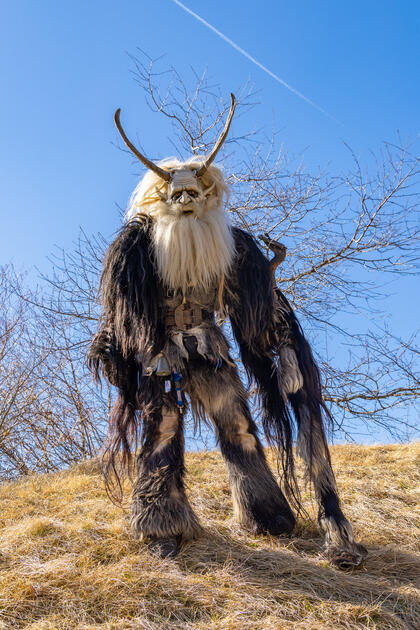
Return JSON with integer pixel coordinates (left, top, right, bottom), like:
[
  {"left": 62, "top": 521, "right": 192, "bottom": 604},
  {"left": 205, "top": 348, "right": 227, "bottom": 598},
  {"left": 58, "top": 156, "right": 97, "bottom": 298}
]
[
  {"left": 187, "top": 362, "right": 295, "bottom": 536},
  {"left": 131, "top": 387, "right": 202, "bottom": 546},
  {"left": 292, "top": 397, "right": 367, "bottom": 568}
]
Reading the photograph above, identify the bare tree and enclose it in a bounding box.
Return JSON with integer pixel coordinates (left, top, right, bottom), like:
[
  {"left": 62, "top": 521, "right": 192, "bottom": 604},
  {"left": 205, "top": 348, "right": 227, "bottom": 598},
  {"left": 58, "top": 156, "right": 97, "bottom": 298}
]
[
  {"left": 1, "top": 53, "right": 418, "bottom": 480},
  {"left": 128, "top": 53, "right": 420, "bottom": 437},
  {"left": 0, "top": 236, "right": 112, "bottom": 480}
]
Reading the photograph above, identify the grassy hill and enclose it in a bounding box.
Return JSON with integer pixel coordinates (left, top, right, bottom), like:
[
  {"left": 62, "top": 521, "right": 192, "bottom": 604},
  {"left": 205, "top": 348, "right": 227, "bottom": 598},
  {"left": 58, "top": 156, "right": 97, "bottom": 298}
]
[{"left": 0, "top": 444, "right": 419, "bottom": 630}]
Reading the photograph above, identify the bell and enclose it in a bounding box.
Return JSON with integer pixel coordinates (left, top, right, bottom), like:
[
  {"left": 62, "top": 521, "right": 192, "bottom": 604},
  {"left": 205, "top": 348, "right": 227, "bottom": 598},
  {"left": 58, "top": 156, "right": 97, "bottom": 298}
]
[{"left": 156, "top": 353, "right": 171, "bottom": 377}]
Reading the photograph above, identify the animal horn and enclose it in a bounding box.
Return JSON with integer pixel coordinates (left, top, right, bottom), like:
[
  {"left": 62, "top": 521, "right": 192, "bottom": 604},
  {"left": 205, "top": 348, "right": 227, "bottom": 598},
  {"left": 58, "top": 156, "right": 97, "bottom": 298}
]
[
  {"left": 114, "top": 109, "right": 172, "bottom": 182},
  {"left": 196, "top": 93, "right": 236, "bottom": 177}
]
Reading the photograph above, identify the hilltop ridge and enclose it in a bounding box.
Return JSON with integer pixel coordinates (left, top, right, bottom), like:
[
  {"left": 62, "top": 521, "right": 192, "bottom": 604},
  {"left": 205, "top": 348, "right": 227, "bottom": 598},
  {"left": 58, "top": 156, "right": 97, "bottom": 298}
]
[{"left": 0, "top": 444, "right": 419, "bottom": 630}]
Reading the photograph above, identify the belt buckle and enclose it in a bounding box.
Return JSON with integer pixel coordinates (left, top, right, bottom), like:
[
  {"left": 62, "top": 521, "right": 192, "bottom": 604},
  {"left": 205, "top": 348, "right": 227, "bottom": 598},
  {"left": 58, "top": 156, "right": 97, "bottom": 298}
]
[{"left": 174, "top": 303, "right": 203, "bottom": 330}]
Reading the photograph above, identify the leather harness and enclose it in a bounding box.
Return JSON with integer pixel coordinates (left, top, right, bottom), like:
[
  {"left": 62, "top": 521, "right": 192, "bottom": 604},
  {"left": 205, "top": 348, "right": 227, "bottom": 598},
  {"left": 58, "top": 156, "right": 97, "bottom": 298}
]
[{"left": 165, "top": 301, "right": 214, "bottom": 331}]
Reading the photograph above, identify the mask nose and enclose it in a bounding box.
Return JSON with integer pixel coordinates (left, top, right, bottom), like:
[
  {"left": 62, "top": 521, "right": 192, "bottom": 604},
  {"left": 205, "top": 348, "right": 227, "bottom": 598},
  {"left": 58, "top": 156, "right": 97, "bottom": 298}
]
[{"left": 179, "top": 191, "right": 189, "bottom": 204}]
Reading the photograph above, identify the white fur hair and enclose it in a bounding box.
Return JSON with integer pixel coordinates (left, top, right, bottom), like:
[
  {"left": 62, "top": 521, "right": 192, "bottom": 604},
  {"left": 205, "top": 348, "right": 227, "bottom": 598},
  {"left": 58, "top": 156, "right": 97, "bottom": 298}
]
[{"left": 125, "top": 157, "right": 235, "bottom": 294}]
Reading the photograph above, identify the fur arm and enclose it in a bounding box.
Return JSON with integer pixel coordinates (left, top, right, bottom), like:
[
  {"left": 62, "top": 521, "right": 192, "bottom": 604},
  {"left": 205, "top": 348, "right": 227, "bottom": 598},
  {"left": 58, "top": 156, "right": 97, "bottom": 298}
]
[
  {"left": 88, "top": 218, "right": 166, "bottom": 385},
  {"left": 225, "top": 227, "right": 276, "bottom": 352},
  {"left": 225, "top": 228, "right": 299, "bottom": 503},
  {"left": 225, "top": 227, "right": 326, "bottom": 400}
]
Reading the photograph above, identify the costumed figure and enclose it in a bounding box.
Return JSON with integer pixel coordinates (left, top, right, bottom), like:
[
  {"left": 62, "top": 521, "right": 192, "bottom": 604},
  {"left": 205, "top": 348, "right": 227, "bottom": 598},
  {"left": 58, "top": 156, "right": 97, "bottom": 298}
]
[{"left": 89, "top": 95, "right": 367, "bottom": 567}]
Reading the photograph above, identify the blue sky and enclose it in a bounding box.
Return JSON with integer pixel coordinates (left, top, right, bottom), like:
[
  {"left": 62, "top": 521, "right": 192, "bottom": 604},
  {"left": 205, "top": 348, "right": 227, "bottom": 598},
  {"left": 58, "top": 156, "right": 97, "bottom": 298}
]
[
  {"left": 2, "top": 0, "right": 419, "bottom": 265},
  {"left": 1, "top": 1, "right": 419, "bottom": 441}
]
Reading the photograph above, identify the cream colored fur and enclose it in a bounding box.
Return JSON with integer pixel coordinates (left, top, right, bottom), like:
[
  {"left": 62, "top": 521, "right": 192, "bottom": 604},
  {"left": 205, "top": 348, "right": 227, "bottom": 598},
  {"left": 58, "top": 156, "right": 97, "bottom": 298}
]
[
  {"left": 278, "top": 346, "right": 304, "bottom": 394},
  {"left": 126, "top": 158, "right": 235, "bottom": 294}
]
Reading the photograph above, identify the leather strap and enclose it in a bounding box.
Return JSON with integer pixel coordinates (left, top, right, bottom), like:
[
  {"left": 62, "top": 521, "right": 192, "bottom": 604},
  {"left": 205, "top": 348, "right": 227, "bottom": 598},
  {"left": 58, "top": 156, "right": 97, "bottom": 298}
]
[{"left": 165, "top": 302, "right": 214, "bottom": 330}]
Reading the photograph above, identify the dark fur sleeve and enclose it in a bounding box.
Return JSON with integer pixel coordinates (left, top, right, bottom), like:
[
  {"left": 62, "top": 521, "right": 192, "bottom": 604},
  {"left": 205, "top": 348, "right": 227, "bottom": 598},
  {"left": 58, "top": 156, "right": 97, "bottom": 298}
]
[
  {"left": 225, "top": 227, "right": 332, "bottom": 510},
  {"left": 88, "top": 218, "right": 166, "bottom": 385},
  {"left": 225, "top": 228, "right": 300, "bottom": 505},
  {"left": 225, "top": 227, "right": 275, "bottom": 352}
]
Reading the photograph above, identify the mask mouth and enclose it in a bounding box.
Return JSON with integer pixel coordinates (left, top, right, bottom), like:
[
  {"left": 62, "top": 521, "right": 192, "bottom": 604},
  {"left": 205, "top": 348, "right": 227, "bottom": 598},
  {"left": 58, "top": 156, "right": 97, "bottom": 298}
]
[{"left": 182, "top": 209, "right": 195, "bottom": 215}]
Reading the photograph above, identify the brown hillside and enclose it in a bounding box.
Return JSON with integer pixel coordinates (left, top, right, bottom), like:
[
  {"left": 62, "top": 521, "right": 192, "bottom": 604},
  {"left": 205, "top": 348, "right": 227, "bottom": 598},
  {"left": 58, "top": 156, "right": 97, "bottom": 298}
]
[{"left": 0, "top": 444, "right": 419, "bottom": 630}]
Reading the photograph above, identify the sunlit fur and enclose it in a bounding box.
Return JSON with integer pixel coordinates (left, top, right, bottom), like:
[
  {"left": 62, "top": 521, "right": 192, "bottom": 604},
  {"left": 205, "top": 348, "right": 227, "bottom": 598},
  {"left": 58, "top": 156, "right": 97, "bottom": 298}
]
[
  {"left": 90, "top": 219, "right": 367, "bottom": 566},
  {"left": 126, "top": 158, "right": 235, "bottom": 294}
]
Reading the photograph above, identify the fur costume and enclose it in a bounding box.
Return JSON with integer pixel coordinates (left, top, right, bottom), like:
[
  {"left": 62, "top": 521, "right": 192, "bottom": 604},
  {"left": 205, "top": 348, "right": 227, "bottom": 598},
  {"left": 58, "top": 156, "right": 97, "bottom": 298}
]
[{"left": 89, "top": 97, "right": 367, "bottom": 567}]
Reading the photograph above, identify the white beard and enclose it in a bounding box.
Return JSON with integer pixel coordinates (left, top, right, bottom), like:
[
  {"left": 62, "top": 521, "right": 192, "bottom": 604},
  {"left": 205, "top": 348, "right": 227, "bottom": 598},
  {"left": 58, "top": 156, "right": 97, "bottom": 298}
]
[{"left": 151, "top": 206, "right": 235, "bottom": 294}]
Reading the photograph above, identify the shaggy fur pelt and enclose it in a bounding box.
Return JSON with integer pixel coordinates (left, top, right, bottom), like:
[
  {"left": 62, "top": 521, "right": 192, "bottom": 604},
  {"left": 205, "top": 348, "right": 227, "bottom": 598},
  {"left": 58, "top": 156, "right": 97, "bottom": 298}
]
[
  {"left": 224, "top": 228, "right": 299, "bottom": 508},
  {"left": 89, "top": 221, "right": 327, "bottom": 511},
  {"left": 88, "top": 217, "right": 166, "bottom": 494},
  {"left": 89, "top": 215, "right": 367, "bottom": 566},
  {"left": 89, "top": 218, "right": 165, "bottom": 373}
]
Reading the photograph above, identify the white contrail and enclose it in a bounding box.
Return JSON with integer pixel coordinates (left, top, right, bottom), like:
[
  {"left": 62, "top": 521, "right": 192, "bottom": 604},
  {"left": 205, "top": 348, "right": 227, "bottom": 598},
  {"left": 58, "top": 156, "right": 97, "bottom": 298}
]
[{"left": 172, "top": 0, "right": 339, "bottom": 123}]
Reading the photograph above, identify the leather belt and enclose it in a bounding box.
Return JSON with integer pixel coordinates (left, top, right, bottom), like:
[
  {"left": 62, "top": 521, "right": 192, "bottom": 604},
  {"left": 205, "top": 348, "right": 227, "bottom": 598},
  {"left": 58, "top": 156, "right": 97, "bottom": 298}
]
[{"left": 165, "top": 302, "right": 214, "bottom": 330}]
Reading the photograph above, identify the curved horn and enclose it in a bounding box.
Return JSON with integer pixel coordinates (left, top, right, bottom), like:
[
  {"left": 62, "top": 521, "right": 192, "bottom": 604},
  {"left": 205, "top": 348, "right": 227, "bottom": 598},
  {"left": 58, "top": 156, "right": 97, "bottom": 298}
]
[
  {"left": 114, "top": 109, "right": 171, "bottom": 182},
  {"left": 196, "top": 93, "right": 236, "bottom": 177}
]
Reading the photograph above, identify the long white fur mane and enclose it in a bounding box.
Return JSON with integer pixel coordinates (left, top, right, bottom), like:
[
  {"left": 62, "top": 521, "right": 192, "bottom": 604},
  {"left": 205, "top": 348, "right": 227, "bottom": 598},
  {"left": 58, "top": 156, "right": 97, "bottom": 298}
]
[{"left": 126, "top": 157, "right": 235, "bottom": 294}]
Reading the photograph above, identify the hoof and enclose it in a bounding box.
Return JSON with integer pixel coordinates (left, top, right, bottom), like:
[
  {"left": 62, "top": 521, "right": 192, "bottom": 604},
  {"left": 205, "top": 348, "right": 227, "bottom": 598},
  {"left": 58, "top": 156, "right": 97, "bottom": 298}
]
[
  {"left": 148, "top": 535, "right": 182, "bottom": 559},
  {"left": 326, "top": 542, "right": 368, "bottom": 569}
]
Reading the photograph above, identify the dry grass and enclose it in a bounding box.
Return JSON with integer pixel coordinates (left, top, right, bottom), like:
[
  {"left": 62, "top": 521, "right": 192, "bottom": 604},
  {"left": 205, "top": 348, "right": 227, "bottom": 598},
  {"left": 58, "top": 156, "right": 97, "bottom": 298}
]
[{"left": 0, "top": 444, "right": 419, "bottom": 630}]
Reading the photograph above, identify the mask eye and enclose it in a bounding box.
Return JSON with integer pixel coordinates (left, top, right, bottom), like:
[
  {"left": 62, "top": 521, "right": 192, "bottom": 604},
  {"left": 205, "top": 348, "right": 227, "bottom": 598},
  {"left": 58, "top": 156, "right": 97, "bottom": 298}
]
[
  {"left": 187, "top": 189, "right": 198, "bottom": 198},
  {"left": 171, "top": 191, "right": 182, "bottom": 201}
]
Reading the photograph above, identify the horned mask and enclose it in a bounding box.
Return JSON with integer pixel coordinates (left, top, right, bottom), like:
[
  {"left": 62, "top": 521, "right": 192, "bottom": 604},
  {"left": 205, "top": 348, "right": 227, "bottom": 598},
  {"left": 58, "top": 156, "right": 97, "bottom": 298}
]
[{"left": 114, "top": 94, "right": 236, "bottom": 218}]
